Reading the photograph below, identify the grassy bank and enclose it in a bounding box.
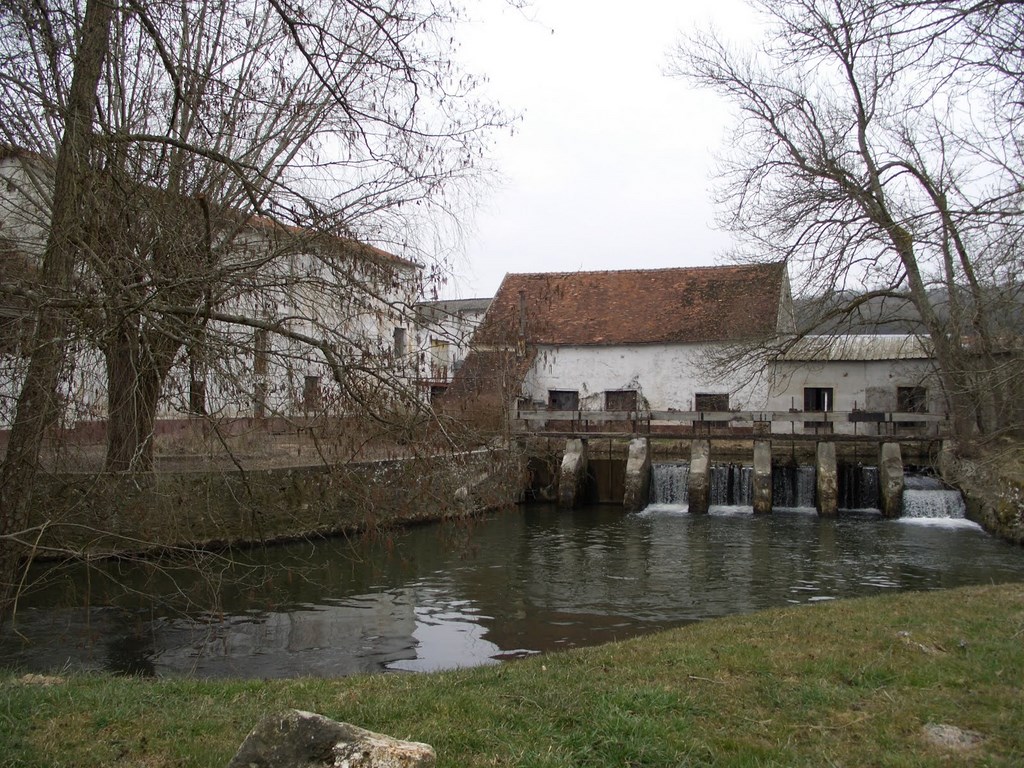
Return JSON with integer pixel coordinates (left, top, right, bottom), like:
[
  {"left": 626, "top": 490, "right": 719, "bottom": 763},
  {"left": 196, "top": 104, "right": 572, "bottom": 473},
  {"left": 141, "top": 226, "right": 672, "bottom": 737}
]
[{"left": 2, "top": 583, "right": 1022, "bottom": 767}]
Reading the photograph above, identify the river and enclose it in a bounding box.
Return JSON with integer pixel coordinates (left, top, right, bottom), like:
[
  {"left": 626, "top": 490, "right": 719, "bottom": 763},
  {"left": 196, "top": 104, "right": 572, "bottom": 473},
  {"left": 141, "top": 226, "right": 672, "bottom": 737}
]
[{"left": 1, "top": 503, "right": 1022, "bottom": 678}]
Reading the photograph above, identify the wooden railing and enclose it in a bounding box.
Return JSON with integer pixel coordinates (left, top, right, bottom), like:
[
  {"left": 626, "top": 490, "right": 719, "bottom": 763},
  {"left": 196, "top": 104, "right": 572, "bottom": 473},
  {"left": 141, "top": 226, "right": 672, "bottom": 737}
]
[{"left": 511, "top": 408, "right": 948, "bottom": 439}]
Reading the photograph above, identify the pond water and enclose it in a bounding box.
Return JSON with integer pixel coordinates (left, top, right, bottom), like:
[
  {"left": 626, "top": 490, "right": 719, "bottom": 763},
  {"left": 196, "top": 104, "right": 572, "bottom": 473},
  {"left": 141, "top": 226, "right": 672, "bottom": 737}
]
[{"left": 2, "top": 503, "right": 1022, "bottom": 678}]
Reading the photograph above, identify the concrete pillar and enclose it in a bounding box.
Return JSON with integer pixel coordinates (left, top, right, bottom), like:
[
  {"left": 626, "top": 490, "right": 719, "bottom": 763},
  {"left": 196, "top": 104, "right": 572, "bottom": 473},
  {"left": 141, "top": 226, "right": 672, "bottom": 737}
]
[
  {"left": 752, "top": 440, "right": 773, "bottom": 515},
  {"left": 623, "top": 437, "right": 651, "bottom": 512},
  {"left": 816, "top": 441, "right": 838, "bottom": 517},
  {"left": 557, "top": 438, "right": 588, "bottom": 509},
  {"left": 878, "top": 442, "right": 905, "bottom": 519},
  {"left": 687, "top": 439, "right": 711, "bottom": 515}
]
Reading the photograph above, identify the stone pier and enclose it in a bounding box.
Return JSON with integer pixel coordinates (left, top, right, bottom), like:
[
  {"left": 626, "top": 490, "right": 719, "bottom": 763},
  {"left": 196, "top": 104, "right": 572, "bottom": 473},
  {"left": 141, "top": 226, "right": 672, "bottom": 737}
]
[
  {"left": 752, "top": 440, "right": 772, "bottom": 515},
  {"left": 878, "top": 442, "right": 904, "bottom": 518},
  {"left": 816, "top": 442, "right": 838, "bottom": 516},
  {"left": 687, "top": 439, "right": 711, "bottom": 515},
  {"left": 558, "top": 438, "right": 588, "bottom": 509},
  {"left": 623, "top": 438, "right": 651, "bottom": 512}
]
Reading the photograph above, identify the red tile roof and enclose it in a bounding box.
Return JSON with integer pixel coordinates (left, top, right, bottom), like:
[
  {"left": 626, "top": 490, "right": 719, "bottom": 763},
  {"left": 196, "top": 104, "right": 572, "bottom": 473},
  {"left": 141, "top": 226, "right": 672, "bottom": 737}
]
[{"left": 474, "top": 263, "right": 788, "bottom": 346}]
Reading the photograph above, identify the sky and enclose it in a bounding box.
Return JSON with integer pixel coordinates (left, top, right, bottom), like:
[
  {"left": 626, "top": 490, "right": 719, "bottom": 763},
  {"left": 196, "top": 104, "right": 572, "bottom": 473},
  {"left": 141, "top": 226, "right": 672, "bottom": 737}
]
[{"left": 444, "top": 0, "right": 761, "bottom": 299}]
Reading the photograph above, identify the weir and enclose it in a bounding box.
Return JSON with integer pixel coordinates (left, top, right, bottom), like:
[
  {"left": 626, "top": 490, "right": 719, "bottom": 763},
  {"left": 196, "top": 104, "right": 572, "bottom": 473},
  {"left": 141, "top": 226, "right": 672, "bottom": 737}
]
[
  {"left": 550, "top": 436, "right": 964, "bottom": 518},
  {"left": 902, "top": 474, "right": 968, "bottom": 519}
]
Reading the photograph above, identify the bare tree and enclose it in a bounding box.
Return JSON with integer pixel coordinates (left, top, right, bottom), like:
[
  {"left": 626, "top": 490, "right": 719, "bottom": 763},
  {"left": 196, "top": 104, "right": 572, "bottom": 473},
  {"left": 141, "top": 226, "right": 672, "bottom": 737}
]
[
  {"left": 0, "top": 0, "right": 507, "bottom": 617},
  {"left": 670, "top": 0, "right": 1024, "bottom": 440}
]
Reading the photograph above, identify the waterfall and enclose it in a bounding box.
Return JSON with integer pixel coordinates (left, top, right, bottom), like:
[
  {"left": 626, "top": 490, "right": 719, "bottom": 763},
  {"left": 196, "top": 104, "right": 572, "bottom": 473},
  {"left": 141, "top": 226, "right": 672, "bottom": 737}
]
[
  {"left": 901, "top": 474, "right": 967, "bottom": 519},
  {"left": 650, "top": 463, "right": 689, "bottom": 504},
  {"left": 710, "top": 464, "right": 753, "bottom": 506},
  {"left": 772, "top": 465, "right": 816, "bottom": 509}
]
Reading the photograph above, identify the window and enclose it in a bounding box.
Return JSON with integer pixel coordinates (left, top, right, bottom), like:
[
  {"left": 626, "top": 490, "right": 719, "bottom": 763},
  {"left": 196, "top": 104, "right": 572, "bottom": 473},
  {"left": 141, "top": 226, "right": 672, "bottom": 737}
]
[
  {"left": 605, "top": 389, "right": 638, "bottom": 411},
  {"left": 393, "top": 327, "right": 407, "bottom": 359},
  {"left": 548, "top": 390, "right": 579, "bottom": 411},
  {"left": 694, "top": 393, "right": 729, "bottom": 412},
  {"left": 896, "top": 385, "right": 928, "bottom": 431},
  {"left": 803, "top": 387, "right": 834, "bottom": 411},
  {"left": 303, "top": 375, "right": 322, "bottom": 413},
  {"left": 897, "top": 386, "right": 928, "bottom": 413},
  {"left": 804, "top": 386, "right": 834, "bottom": 433},
  {"left": 430, "top": 338, "right": 450, "bottom": 380},
  {"left": 695, "top": 393, "right": 729, "bottom": 428}
]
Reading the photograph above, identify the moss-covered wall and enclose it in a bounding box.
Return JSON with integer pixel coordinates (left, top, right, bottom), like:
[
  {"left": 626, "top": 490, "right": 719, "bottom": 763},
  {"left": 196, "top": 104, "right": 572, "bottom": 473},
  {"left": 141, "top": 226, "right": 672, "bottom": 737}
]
[
  {"left": 963, "top": 476, "right": 1024, "bottom": 546},
  {"left": 24, "top": 449, "right": 521, "bottom": 557}
]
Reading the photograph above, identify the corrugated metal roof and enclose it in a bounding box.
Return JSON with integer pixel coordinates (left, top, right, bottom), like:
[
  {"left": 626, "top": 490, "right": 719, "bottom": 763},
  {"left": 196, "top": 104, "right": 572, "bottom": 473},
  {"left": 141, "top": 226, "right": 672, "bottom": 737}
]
[{"left": 781, "top": 334, "right": 933, "bottom": 361}]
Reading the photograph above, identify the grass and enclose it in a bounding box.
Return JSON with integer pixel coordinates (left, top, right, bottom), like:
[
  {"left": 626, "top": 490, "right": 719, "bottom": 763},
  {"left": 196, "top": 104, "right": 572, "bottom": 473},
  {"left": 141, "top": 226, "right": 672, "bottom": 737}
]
[{"left": 2, "top": 582, "right": 1022, "bottom": 767}]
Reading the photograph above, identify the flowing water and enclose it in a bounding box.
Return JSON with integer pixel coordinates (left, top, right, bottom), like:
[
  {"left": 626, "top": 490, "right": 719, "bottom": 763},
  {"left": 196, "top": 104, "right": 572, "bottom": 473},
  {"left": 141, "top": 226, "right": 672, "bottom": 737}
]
[
  {"left": 902, "top": 473, "right": 969, "bottom": 519},
  {"left": 2, "top": 500, "right": 1021, "bottom": 679}
]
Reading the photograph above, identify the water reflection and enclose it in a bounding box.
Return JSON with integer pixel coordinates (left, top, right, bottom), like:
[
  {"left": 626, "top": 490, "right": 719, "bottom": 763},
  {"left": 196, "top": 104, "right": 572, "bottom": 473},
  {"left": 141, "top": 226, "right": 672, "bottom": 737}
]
[{"left": 2, "top": 504, "right": 1022, "bottom": 678}]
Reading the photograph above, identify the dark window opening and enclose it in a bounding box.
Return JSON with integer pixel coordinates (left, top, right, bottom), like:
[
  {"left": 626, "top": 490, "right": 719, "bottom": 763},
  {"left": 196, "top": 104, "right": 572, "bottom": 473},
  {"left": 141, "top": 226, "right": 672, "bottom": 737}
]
[
  {"left": 804, "top": 387, "right": 834, "bottom": 411},
  {"left": 548, "top": 389, "right": 579, "bottom": 411},
  {"left": 605, "top": 389, "right": 638, "bottom": 411},
  {"left": 695, "top": 392, "right": 729, "bottom": 428},
  {"left": 695, "top": 393, "right": 729, "bottom": 411},
  {"left": 897, "top": 386, "right": 928, "bottom": 413},
  {"left": 896, "top": 385, "right": 928, "bottom": 430},
  {"left": 303, "top": 375, "right": 322, "bottom": 413},
  {"left": 804, "top": 386, "right": 834, "bottom": 433},
  {"left": 430, "top": 384, "right": 448, "bottom": 403},
  {"left": 393, "top": 327, "right": 407, "bottom": 360}
]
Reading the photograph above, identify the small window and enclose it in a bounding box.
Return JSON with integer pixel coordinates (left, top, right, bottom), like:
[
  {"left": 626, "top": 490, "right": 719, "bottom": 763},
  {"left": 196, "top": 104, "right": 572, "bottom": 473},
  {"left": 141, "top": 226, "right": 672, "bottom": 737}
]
[
  {"left": 430, "top": 338, "right": 450, "bottom": 380},
  {"left": 804, "top": 387, "right": 834, "bottom": 411},
  {"left": 393, "top": 327, "right": 407, "bottom": 359},
  {"left": 303, "top": 375, "right": 322, "bottom": 412},
  {"left": 897, "top": 386, "right": 927, "bottom": 413},
  {"left": 896, "top": 385, "right": 928, "bottom": 431},
  {"left": 695, "top": 393, "right": 729, "bottom": 428},
  {"left": 694, "top": 393, "right": 729, "bottom": 412},
  {"left": 605, "top": 390, "right": 638, "bottom": 411},
  {"left": 803, "top": 386, "right": 834, "bottom": 433},
  {"left": 548, "top": 390, "right": 579, "bottom": 411}
]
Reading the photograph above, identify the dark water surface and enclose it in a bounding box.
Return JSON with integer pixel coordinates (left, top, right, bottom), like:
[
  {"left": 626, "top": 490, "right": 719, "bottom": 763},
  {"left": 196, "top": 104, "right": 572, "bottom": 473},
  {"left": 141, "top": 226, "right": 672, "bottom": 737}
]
[{"left": 2, "top": 503, "right": 1022, "bottom": 678}]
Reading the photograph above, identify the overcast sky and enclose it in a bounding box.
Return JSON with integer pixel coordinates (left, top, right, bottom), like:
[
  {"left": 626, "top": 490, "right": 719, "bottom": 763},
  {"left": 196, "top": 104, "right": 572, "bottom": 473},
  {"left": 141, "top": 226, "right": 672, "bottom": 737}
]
[{"left": 444, "top": 0, "right": 761, "bottom": 299}]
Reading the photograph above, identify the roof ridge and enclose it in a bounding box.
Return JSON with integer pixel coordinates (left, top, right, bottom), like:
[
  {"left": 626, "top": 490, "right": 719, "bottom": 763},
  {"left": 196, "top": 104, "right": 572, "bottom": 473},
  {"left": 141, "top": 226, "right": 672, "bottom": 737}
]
[{"left": 502, "top": 262, "right": 782, "bottom": 280}]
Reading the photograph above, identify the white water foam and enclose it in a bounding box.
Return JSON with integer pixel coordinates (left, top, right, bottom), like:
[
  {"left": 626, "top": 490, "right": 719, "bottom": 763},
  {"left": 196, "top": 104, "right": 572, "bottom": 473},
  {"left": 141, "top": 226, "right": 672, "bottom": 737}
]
[{"left": 902, "top": 488, "right": 967, "bottom": 519}]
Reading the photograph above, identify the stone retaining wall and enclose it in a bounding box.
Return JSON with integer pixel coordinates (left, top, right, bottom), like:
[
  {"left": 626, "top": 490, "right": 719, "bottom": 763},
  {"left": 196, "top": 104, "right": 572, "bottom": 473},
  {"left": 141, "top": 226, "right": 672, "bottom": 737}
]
[{"left": 24, "top": 448, "right": 521, "bottom": 557}]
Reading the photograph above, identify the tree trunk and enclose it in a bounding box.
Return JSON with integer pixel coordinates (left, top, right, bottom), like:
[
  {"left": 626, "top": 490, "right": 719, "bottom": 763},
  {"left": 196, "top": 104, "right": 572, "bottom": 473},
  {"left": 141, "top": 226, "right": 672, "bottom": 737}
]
[
  {"left": 104, "top": 320, "right": 180, "bottom": 473},
  {"left": 0, "top": 0, "right": 113, "bottom": 621}
]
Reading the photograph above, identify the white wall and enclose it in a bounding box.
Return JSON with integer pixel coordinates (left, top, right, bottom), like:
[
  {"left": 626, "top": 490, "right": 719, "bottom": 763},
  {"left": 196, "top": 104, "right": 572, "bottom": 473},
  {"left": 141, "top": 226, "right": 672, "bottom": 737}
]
[
  {"left": 766, "top": 357, "right": 943, "bottom": 434},
  {"left": 520, "top": 343, "right": 770, "bottom": 411},
  {"left": 517, "top": 342, "right": 945, "bottom": 437}
]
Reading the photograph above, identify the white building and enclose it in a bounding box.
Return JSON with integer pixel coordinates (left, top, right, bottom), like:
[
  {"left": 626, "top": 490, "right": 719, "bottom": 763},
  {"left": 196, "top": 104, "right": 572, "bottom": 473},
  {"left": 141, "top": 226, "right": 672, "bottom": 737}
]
[
  {"left": 413, "top": 298, "right": 491, "bottom": 402},
  {"left": 0, "top": 147, "right": 424, "bottom": 433},
  {"left": 453, "top": 263, "right": 944, "bottom": 435},
  {"left": 458, "top": 263, "right": 791, "bottom": 411},
  {"left": 771, "top": 334, "right": 941, "bottom": 435}
]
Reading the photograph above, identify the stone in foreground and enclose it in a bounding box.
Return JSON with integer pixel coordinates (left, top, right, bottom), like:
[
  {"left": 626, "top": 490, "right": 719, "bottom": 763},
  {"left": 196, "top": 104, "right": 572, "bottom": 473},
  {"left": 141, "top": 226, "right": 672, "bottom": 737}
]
[{"left": 227, "top": 709, "right": 436, "bottom": 768}]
